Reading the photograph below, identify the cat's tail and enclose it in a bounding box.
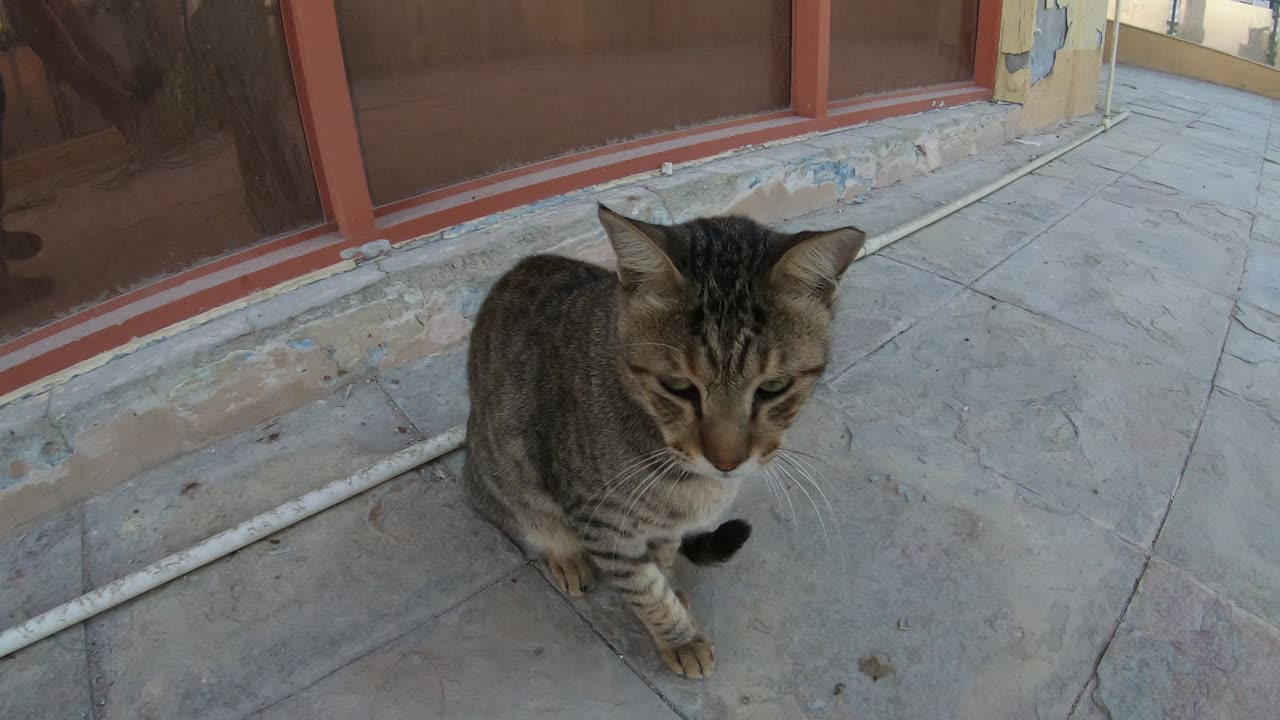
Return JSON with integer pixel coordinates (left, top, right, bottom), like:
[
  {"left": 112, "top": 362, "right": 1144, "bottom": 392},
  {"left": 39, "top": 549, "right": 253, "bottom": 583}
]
[{"left": 679, "top": 519, "right": 752, "bottom": 565}]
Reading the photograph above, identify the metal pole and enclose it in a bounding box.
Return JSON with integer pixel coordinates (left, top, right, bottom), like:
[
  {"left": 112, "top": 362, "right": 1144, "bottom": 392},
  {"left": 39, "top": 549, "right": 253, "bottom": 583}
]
[{"left": 1104, "top": 0, "right": 1123, "bottom": 124}]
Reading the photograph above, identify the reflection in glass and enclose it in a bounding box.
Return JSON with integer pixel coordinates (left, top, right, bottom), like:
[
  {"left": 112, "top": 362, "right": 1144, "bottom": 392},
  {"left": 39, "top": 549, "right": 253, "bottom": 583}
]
[
  {"left": 830, "top": 0, "right": 980, "bottom": 100},
  {"left": 0, "top": 0, "right": 321, "bottom": 342},
  {"left": 335, "top": 0, "right": 793, "bottom": 205},
  {"left": 1117, "top": 0, "right": 1280, "bottom": 66}
]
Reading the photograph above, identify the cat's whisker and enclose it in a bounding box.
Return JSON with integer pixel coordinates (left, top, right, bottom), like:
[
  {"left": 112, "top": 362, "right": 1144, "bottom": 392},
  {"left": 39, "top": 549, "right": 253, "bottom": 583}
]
[
  {"left": 778, "top": 447, "right": 840, "bottom": 471},
  {"left": 767, "top": 465, "right": 800, "bottom": 533},
  {"left": 766, "top": 470, "right": 796, "bottom": 534},
  {"left": 779, "top": 452, "right": 848, "bottom": 565},
  {"left": 658, "top": 467, "right": 683, "bottom": 514},
  {"left": 619, "top": 342, "right": 684, "bottom": 355},
  {"left": 759, "top": 465, "right": 784, "bottom": 514},
  {"left": 779, "top": 452, "right": 841, "bottom": 526},
  {"left": 582, "top": 452, "right": 668, "bottom": 530},
  {"left": 776, "top": 459, "right": 829, "bottom": 550},
  {"left": 612, "top": 459, "right": 675, "bottom": 556},
  {"left": 582, "top": 452, "right": 663, "bottom": 516}
]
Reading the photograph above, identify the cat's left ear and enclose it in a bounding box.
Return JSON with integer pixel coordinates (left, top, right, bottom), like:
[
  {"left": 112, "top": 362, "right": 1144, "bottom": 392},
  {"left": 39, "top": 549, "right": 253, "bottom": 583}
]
[
  {"left": 598, "top": 204, "right": 683, "bottom": 295},
  {"left": 770, "top": 227, "right": 867, "bottom": 303}
]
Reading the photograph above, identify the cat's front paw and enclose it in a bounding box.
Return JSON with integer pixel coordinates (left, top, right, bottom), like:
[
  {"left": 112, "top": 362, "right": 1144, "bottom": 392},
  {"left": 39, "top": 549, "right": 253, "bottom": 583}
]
[
  {"left": 660, "top": 634, "right": 716, "bottom": 678},
  {"left": 546, "top": 552, "right": 594, "bottom": 597}
]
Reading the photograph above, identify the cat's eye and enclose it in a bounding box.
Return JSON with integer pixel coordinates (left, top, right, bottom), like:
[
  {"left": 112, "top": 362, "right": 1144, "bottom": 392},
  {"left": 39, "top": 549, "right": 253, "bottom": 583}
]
[
  {"left": 660, "top": 376, "right": 694, "bottom": 394},
  {"left": 756, "top": 377, "right": 791, "bottom": 397}
]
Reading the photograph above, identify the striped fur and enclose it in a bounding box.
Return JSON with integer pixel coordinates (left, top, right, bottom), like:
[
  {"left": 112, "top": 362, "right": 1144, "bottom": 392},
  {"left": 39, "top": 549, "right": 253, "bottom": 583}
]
[{"left": 463, "top": 207, "right": 864, "bottom": 678}]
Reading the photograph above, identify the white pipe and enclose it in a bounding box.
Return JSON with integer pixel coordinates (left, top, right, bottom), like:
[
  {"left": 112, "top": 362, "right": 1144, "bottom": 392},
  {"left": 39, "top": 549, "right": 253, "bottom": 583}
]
[
  {"left": 1104, "top": 0, "right": 1123, "bottom": 124},
  {"left": 0, "top": 425, "right": 466, "bottom": 659},
  {"left": 861, "top": 110, "right": 1131, "bottom": 258},
  {"left": 0, "top": 95, "right": 1135, "bottom": 660}
]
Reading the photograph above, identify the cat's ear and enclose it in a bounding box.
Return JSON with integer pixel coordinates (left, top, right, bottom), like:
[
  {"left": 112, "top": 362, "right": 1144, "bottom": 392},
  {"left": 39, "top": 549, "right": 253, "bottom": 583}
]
[
  {"left": 598, "top": 205, "right": 683, "bottom": 294},
  {"left": 770, "top": 227, "right": 866, "bottom": 303}
]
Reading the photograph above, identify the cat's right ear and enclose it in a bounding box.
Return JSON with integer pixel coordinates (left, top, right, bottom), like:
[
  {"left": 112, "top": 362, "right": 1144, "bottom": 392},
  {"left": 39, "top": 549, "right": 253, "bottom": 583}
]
[{"left": 597, "top": 205, "right": 683, "bottom": 294}]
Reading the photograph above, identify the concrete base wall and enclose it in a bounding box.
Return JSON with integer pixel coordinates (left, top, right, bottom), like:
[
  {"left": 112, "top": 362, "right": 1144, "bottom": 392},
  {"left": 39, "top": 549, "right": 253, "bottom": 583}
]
[{"left": 0, "top": 102, "right": 1023, "bottom": 537}]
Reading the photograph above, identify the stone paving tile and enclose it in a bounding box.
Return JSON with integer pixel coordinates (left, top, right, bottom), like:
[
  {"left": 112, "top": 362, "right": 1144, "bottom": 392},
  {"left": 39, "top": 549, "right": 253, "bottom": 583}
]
[
  {"left": 1139, "top": 91, "right": 1214, "bottom": 117},
  {"left": 1200, "top": 106, "right": 1272, "bottom": 138},
  {"left": 1215, "top": 303, "right": 1280, "bottom": 415},
  {"left": 82, "top": 386, "right": 525, "bottom": 720},
  {"left": 1171, "top": 133, "right": 1265, "bottom": 172},
  {"left": 1046, "top": 136, "right": 1150, "bottom": 174},
  {"left": 833, "top": 292, "right": 1205, "bottom": 547},
  {"left": 1257, "top": 176, "right": 1280, "bottom": 217},
  {"left": 882, "top": 174, "right": 1093, "bottom": 284},
  {"left": 1127, "top": 139, "right": 1261, "bottom": 211},
  {"left": 1127, "top": 97, "right": 1204, "bottom": 126},
  {"left": 1097, "top": 80, "right": 1152, "bottom": 107},
  {"left": 794, "top": 188, "right": 942, "bottom": 238},
  {"left": 976, "top": 197, "right": 1237, "bottom": 380},
  {"left": 1075, "top": 559, "right": 1280, "bottom": 720},
  {"left": 1181, "top": 120, "right": 1267, "bottom": 157},
  {"left": 1194, "top": 85, "right": 1280, "bottom": 119},
  {"left": 825, "top": 256, "right": 963, "bottom": 375},
  {"left": 1157, "top": 390, "right": 1280, "bottom": 627},
  {"left": 1112, "top": 67, "right": 1279, "bottom": 120},
  {"left": 1259, "top": 158, "right": 1280, "bottom": 202},
  {"left": 380, "top": 348, "right": 470, "bottom": 437},
  {"left": 0, "top": 510, "right": 90, "bottom": 720},
  {"left": 1105, "top": 111, "right": 1189, "bottom": 145},
  {"left": 1032, "top": 151, "right": 1123, "bottom": 189},
  {"left": 1087, "top": 123, "right": 1163, "bottom": 159},
  {"left": 88, "top": 472, "right": 524, "bottom": 720},
  {"left": 1051, "top": 180, "right": 1252, "bottom": 298},
  {"left": 250, "top": 566, "right": 680, "bottom": 720},
  {"left": 1242, "top": 239, "right": 1280, "bottom": 316},
  {"left": 83, "top": 384, "right": 413, "bottom": 582},
  {"left": 1254, "top": 211, "right": 1280, "bottom": 246},
  {"left": 567, "top": 390, "right": 1143, "bottom": 720}
]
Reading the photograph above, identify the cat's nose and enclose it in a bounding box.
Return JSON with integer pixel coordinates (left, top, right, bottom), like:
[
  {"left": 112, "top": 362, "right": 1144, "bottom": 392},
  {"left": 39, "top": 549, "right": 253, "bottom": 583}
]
[{"left": 702, "top": 422, "right": 748, "bottom": 474}]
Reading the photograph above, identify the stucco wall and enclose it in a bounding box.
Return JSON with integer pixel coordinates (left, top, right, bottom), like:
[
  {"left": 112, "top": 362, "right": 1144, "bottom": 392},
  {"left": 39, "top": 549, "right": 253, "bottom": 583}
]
[{"left": 996, "top": 0, "right": 1108, "bottom": 131}]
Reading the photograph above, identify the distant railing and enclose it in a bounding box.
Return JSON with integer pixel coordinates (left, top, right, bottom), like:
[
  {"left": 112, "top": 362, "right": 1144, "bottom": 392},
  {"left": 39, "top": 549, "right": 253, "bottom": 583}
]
[{"left": 1112, "top": 0, "right": 1280, "bottom": 66}]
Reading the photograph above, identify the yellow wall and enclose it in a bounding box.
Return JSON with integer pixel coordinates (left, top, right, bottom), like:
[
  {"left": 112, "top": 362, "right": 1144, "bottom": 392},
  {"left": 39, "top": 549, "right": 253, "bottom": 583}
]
[
  {"left": 1103, "top": 20, "right": 1280, "bottom": 98},
  {"left": 996, "top": 0, "right": 1108, "bottom": 131}
]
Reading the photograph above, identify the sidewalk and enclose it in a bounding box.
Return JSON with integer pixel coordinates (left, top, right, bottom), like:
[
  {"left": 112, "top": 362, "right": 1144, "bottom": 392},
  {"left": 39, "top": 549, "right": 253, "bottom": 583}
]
[{"left": 3, "top": 64, "right": 1279, "bottom": 719}]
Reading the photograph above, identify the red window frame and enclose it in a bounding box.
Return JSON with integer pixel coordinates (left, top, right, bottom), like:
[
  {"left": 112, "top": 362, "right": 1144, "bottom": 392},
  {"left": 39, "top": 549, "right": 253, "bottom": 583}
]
[{"left": 0, "top": 0, "right": 1002, "bottom": 397}]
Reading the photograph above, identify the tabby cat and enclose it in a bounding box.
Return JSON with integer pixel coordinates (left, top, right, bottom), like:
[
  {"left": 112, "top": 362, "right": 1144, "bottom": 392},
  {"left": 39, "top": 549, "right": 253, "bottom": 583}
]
[{"left": 463, "top": 205, "right": 865, "bottom": 677}]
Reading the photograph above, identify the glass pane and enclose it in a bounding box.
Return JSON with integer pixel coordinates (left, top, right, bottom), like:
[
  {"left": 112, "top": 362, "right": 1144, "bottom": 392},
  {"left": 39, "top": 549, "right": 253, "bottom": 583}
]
[
  {"left": 1116, "top": 0, "right": 1279, "bottom": 67},
  {"left": 830, "top": 0, "right": 980, "bottom": 99},
  {"left": 0, "top": 0, "right": 322, "bottom": 343},
  {"left": 336, "top": 0, "right": 792, "bottom": 205}
]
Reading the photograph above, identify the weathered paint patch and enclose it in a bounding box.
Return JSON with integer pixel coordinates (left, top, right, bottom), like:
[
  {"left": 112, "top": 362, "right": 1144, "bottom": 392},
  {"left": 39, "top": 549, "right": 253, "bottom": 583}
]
[
  {"left": 803, "top": 158, "right": 862, "bottom": 192},
  {"left": 1006, "top": 51, "right": 1031, "bottom": 73},
  {"left": 1032, "top": 1, "right": 1070, "bottom": 84}
]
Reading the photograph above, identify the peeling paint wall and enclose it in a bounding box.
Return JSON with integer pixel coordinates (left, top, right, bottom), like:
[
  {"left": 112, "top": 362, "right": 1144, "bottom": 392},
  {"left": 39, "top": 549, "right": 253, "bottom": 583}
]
[
  {"left": 1032, "top": 2, "right": 1070, "bottom": 84},
  {"left": 995, "top": 0, "right": 1108, "bottom": 132}
]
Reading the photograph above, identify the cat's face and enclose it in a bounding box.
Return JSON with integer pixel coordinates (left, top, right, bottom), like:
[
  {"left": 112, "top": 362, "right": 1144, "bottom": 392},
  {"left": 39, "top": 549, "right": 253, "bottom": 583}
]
[{"left": 599, "top": 206, "right": 865, "bottom": 481}]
